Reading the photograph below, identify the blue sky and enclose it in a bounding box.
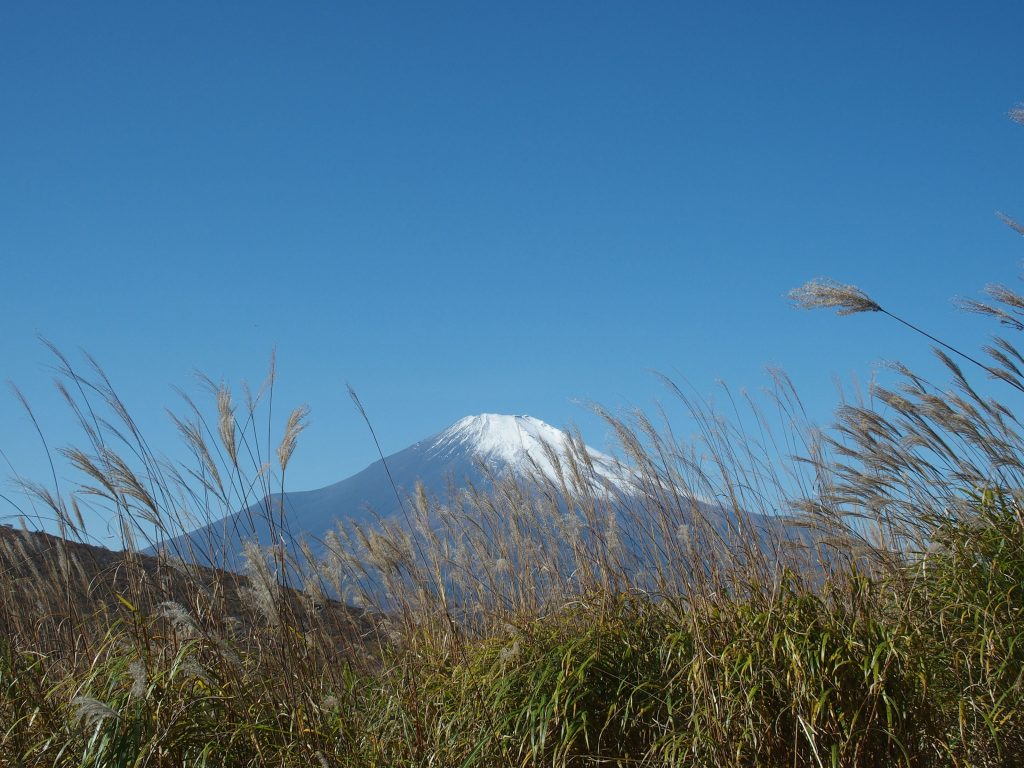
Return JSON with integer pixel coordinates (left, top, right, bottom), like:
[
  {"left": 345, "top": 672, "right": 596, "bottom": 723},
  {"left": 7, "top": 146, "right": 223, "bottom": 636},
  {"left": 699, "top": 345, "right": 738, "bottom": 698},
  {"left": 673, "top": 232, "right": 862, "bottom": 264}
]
[{"left": 3, "top": 2, "right": 1024, "bottom": 537}]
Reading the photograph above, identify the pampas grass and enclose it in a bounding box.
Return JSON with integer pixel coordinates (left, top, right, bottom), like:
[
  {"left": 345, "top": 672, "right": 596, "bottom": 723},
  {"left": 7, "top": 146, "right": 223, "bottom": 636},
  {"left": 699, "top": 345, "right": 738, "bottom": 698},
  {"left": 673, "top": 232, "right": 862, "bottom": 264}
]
[
  {"left": 4, "top": 291, "right": 1024, "bottom": 766},
  {"left": 3, "top": 110, "right": 1024, "bottom": 765}
]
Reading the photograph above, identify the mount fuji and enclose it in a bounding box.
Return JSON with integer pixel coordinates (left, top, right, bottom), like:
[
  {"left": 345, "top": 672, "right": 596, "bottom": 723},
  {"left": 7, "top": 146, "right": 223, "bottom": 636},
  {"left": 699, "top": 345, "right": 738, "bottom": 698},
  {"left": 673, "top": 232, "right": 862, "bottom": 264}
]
[{"left": 160, "top": 414, "right": 632, "bottom": 565}]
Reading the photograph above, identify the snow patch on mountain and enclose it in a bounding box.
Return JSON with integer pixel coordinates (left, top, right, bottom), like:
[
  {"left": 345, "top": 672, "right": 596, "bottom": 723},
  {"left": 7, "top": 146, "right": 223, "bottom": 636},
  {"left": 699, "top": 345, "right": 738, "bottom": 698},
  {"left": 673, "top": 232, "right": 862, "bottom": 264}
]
[{"left": 429, "top": 414, "right": 630, "bottom": 492}]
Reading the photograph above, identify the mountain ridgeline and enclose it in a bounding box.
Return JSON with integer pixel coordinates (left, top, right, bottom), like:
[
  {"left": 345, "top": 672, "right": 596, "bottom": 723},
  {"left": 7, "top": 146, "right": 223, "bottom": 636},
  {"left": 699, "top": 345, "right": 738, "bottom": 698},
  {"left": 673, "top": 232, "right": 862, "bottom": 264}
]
[{"left": 155, "top": 414, "right": 640, "bottom": 568}]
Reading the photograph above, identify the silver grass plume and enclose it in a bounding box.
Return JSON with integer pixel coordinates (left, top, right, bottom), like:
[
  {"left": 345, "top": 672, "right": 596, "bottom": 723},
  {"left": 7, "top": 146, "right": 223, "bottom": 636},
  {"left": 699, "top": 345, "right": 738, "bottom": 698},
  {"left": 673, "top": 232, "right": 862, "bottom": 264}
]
[
  {"left": 241, "top": 540, "right": 280, "bottom": 626},
  {"left": 217, "top": 384, "right": 237, "bottom": 465},
  {"left": 789, "top": 278, "right": 882, "bottom": 316},
  {"left": 71, "top": 696, "right": 118, "bottom": 726},
  {"left": 127, "top": 659, "right": 148, "bottom": 699},
  {"left": 957, "top": 283, "right": 1024, "bottom": 331},
  {"left": 793, "top": 275, "right": 1000, "bottom": 384},
  {"left": 277, "top": 404, "right": 310, "bottom": 471},
  {"left": 156, "top": 601, "right": 198, "bottom": 636},
  {"left": 996, "top": 211, "right": 1024, "bottom": 237}
]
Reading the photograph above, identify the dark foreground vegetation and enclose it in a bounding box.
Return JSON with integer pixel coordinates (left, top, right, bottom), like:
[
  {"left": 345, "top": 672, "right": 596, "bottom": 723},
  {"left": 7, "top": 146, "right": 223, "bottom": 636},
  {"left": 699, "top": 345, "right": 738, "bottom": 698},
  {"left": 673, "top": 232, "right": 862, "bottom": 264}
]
[{"left": 4, "top": 122, "right": 1024, "bottom": 768}]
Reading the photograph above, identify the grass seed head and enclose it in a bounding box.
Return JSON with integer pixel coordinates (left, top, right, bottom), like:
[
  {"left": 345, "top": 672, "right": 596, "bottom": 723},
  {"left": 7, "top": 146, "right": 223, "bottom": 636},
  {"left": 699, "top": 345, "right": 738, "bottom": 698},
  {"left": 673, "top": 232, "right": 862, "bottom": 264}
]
[
  {"left": 277, "top": 404, "right": 310, "bottom": 471},
  {"left": 71, "top": 696, "right": 118, "bottom": 727},
  {"left": 789, "top": 278, "right": 882, "bottom": 316}
]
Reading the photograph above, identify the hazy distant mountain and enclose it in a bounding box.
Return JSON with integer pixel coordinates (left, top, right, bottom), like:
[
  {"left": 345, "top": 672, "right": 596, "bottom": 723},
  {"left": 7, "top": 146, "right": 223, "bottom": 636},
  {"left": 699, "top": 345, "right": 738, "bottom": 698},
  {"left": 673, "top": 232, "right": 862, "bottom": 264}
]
[{"left": 159, "top": 414, "right": 630, "bottom": 567}]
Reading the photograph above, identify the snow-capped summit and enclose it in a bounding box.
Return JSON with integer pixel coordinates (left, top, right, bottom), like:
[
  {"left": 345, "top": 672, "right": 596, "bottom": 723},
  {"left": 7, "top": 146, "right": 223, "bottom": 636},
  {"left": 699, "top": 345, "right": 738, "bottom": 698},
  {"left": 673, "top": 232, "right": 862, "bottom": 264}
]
[
  {"left": 429, "top": 413, "right": 626, "bottom": 490},
  {"left": 434, "top": 413, "right": 566, "bottom": 459}
]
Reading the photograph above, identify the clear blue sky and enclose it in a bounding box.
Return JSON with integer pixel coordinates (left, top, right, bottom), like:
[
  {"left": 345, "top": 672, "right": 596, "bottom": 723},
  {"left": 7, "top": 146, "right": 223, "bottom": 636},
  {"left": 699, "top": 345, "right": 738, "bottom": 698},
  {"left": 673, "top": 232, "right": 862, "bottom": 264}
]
[{"left": 3, "top": 2, "right": 1024, "bottom": 537}]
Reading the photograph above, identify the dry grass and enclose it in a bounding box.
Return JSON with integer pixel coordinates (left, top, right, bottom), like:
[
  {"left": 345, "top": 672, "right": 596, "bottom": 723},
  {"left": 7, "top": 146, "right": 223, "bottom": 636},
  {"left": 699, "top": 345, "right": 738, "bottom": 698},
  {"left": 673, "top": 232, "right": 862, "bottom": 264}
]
[
  {"left": 3, "top": 117, "right": 1024, "bottom": 766},
  {"left": 2, "top": 293, "right": 1023, "bottom": 766}
]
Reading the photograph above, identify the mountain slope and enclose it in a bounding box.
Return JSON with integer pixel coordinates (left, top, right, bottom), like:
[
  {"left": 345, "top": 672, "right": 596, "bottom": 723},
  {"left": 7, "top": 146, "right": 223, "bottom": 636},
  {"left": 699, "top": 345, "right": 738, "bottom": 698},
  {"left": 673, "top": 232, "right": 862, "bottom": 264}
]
[{"left": 160, "top": 414, "right": 629, "bottom": 566}]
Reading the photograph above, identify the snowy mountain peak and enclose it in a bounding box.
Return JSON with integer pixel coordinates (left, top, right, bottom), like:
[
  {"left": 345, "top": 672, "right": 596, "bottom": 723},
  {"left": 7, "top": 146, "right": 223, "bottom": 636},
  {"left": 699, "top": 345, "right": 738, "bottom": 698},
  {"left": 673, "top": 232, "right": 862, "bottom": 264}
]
[
  {"left": 436, "top": 414, "right": 564, "bottom": 459},
  {"left": 430, "top": 413, "right": 627, "bottom": 491}
]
